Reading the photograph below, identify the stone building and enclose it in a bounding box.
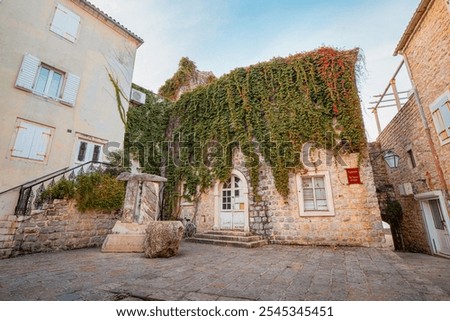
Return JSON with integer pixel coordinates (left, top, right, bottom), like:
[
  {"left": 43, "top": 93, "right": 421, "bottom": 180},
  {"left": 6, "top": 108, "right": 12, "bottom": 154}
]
[
  {"left": 159, "top": 51, "right": 386, "bottom": 248},
  {"left": 370, "top": 0, "right": 450, "bottom": 255},
  {"left": 0, "top": 0, "right": 143, "bottom": 258}
]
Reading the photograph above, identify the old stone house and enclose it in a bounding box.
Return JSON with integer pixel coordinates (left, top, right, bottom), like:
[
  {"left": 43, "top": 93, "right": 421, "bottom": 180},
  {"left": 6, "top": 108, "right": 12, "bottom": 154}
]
[
  {"left": 155, "top": 50, "right": 386, "bottom": 248},
  {"left": 370, "top": 0, "right": 450, "bottom": 256},
  {"left": 0, "top": 0, "right": 143, "bottom": 258}
]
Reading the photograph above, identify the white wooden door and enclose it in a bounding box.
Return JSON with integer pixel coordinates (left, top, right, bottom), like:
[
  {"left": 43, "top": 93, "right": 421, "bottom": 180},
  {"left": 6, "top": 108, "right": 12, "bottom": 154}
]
[
  {"left": 423, "top": 198, "right": 450, "bottom": 256},
  {"left": 220, "top": 175, "right": 245, "bottom": 230}
]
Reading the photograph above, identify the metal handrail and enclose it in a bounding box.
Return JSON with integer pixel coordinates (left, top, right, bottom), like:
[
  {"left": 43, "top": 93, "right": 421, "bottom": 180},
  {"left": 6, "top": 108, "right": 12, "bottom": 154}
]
[
  {"left": 22, "top": 161, "right": 110, "bottom": 190},
  {"left": 12, "top": 161, "right": 113, "bottom": 216}
]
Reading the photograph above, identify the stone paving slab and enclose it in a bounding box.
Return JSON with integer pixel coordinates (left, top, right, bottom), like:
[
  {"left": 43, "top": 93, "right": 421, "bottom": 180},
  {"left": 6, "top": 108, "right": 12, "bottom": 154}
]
[{"left": 0, "top": 242, "right": 449, "bottom": 301}]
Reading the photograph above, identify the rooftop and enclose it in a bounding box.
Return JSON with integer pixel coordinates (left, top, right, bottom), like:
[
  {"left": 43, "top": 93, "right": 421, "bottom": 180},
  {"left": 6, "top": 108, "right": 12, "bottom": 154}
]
[
  {"left": 394, "top": 0, "right": 433, "bottom": 55},
  {"left": 74, "top": 0, "right": 144, "bottom": 47}
]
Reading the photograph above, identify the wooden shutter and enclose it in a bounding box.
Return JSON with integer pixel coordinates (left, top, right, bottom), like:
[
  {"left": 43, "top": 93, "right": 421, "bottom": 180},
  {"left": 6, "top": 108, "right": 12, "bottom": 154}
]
[
  {"left": 29, "top": 125, "right": 52, "bottom": 161},
  {"left": 50, "top": 4, "right": 80, "bottom": 43},
  {"left": 11, "top": 122, "right": 33, "bottom": 158},
  {"left": 61, "top": 73, "right": 81, "bottom": 106},
  {"left": 430, "top": 92, "right": 450, "bottom": 142},
  {"left": 12, "top": 121, "right": 51, "bottom": 161},
  {"left": 15, "top": 54, "right": 40, "bottom": 91}
]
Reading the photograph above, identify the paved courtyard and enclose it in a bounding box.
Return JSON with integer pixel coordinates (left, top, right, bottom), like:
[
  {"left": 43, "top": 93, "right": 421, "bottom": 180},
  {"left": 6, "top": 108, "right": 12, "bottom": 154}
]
[{"left": 0, "top": 242, "right": 449, "bottom": 301}]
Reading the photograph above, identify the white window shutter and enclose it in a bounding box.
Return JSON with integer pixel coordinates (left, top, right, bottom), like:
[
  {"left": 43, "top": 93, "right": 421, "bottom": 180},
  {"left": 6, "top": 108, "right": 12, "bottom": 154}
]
[
  {"left": 15, "top": 54, "right": 40, "bottom": 91},
  {"left": 50, "top": 4, "right": 80, "bottom": 43},
  {"left": 50, "top": 5, "right": 66, "bottom": 37},
  {"left": 12, "top": 122, "right": 33, "bottom": 158},
  {"left": 29, "top": 126, "right": 51, "bottom": 161},
  {"left": 86, "top": 143, "right": 94, "bottom": 162},
  {"left": 65, "top": 11, "right": 81, "bottom": 42},
  {"left": 61, "top": 73, "right": 80, "bottom": 106}
]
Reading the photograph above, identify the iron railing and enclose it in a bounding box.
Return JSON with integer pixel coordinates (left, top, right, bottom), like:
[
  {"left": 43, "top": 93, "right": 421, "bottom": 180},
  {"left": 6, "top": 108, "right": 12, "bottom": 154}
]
[{"left": 11, "top": 161, "right": 112, "bottom": 216}]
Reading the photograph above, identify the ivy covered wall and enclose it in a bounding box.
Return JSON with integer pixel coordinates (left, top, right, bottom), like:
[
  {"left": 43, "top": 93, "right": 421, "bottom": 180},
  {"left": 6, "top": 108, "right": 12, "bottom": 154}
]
[{"left": 125, "top": 47, "right": 367, "bottom": 219}]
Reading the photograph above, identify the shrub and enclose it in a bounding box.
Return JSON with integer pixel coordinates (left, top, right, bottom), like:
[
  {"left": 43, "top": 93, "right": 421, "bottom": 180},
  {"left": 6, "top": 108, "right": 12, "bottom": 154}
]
[
  {"left": 40, "top": 178, "right": 76, "bottom": 201},
  {"left": 40, "top": 172, "right": 125, "bottom": 213},
  {"left": 76, "top": 172, "right": 125, "bottom": 212}
]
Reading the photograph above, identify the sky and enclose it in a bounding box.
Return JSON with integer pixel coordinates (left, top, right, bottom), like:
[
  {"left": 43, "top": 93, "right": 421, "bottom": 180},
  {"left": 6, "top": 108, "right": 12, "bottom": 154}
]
[{"left": 88, "top": 0, "right": 420, "bottom": 142}]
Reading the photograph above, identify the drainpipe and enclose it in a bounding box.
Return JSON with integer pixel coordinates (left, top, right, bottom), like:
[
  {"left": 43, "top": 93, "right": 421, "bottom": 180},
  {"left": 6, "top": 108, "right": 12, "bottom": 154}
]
[{"left": 400, "top": 53, "right": 448, "bottom": 197}]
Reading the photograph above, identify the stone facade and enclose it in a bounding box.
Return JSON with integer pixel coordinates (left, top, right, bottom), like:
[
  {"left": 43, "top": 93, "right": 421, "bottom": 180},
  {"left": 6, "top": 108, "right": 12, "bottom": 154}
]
[
  {"left": 181, "top": 148, "right": 386, "bottom": 247},
  {"left": 399, "top": 0, "right": 450, "bottom": 192},
  {"left": 371, "top": 0, "right": 450, "bottom": 254},
  {"left": 0, "top": 200, "right": 119, "bottom": 259}
]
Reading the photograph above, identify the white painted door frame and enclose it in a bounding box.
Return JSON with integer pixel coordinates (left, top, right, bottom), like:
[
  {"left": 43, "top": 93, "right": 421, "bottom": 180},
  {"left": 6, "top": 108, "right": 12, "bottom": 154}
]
[
  {"left": 213, "top": 169, "right": 249, "bottom": 231},
  {"left": 416, "top": 190, "right": 450, "bottom": 256}
]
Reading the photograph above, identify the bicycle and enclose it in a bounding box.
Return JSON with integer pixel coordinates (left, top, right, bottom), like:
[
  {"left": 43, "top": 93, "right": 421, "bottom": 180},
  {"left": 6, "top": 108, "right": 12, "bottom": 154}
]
[{"left": 181, "top": 217, "right": 197, "bottom": 238}]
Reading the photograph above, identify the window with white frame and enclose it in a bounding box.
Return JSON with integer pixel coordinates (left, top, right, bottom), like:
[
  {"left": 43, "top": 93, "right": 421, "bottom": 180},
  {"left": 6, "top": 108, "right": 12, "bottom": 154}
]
[
  {"left": 50, "top": 3, "right": 81, "bottom": 43},
  {"left": 75, "top": 139, "right": 103, "bottom": 164},
  {"left": 34, "top": 65, "right": 64, "bottom": 98},
  {"left": 430, "top": 91, "right": 450, "bottom": 145},
  {"left": 15, "top": 54, "right": 80, "bottom": 106},
  {"left": 11, "top": 119, "right": 53, "bottom": 162},
  {"left": 297, "top": 171, "right": 335, "bottom": 216}
]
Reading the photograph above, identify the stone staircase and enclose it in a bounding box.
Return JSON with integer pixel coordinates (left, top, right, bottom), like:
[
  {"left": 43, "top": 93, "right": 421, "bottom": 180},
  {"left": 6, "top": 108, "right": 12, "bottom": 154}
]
[{"left": 185, "top": 230, "right": 268, "bottom": 248}]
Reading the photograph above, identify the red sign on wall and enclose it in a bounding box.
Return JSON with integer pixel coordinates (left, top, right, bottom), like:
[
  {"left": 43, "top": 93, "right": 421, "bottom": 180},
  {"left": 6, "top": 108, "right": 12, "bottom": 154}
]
[{"left": 345, "top": 168, "right": 361, "bottom": 185}]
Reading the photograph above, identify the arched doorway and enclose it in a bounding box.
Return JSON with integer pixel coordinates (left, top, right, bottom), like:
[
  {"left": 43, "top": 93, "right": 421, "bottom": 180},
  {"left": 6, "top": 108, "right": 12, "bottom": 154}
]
[{"left": 214, "top": 170, "right": 249, "bottom": 231}]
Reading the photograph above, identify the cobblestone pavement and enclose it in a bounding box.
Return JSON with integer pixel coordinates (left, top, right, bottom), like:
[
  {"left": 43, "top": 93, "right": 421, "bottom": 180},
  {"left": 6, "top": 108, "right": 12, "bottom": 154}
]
[{"left": 0, "top": 242, "right": 449, "bottom": 301}]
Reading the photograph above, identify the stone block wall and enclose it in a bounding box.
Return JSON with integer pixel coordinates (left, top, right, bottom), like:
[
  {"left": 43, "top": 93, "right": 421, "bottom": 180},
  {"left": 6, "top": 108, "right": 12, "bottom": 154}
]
[
  {"left": 268, "top": 152, "right": 384, "bottom": 247},
  {"left": 0, "top": 199, "right": 119, "bottom": 258},
  {"left": 403, "top": 0, "right": 450, "bottom": 192},
  {"left": 371, "top": 98, "right": 435, "bottom": 253},
  {"left": 188, "top": 148, "right": 385, "bottom": 247}
]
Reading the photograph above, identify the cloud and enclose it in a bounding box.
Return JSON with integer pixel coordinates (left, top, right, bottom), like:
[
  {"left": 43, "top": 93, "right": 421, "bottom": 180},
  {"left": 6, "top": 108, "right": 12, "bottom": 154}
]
[{"left": 88, "top": 0, "right": 419, "bottom": 140}]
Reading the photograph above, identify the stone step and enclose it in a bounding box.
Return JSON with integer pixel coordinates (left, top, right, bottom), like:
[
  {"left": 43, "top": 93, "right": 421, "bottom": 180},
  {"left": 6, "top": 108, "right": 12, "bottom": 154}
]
[
  {"left": 203, "top": 230, "right": 254, "bottom": 237},
  {"left": 185, "top": 230, "right": 268, "bottom": 248},
  {"left": 193, "top": 233, "right": 262, "bottom": 242},
  {"left": 186, "top": 237, "right": 268, "bottom": 248}
]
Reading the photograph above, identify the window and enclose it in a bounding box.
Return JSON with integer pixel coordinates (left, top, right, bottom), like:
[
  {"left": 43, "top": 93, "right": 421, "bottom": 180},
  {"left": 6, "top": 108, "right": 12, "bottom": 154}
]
[
  {"left": 430, "top": 91, "right": 450, "bottom": 145},
  {"left": 75, "top": 140, "right": 103, "bottom": 163},
  {"left": 297, "top": 171, "right": 335, "bottom": 216},
  {"left": 15, "top": 54, "right": 80, "bottom": 106},
  {"left": 11, "top": 119, "right": 53, "bottom": 162},
  {"left": 77, "top": 141, "right": 87, "bottom": 162},
  {"left": 92, "top": 145, "right": 101, "bottom": 162},
  {"left": 407, "top": 149, "right": 416, "bottom": 168},
  {"left": 50, "top": 3, "right": 81, "bottom": 43},
  {"left": 34, "top": 65, "right": 64, "bottom": 98}
]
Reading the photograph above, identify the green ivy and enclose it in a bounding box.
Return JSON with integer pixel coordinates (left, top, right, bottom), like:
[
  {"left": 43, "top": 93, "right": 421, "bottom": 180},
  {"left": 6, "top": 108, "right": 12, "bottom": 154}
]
[
  {"left": 164, "top": 48, "right": 365, "bottom": 201},
  {"left": 158, "top": 57, "right": 216, "bottom": 101},
  {"left": 126, "top": 47, "right": 367, "bottom": 219},
  {"left": 125, "top": 84, "right": 173, "bottom": 175}
]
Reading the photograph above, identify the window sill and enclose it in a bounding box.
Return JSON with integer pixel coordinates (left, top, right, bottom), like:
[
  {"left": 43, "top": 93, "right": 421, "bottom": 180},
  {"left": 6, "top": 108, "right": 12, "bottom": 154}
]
[
  {"left": 299, "top": 211, "right": 335, "bottom": 217},
  {"left": 16, "top": 86, "right": 74, "bottom": 107}
]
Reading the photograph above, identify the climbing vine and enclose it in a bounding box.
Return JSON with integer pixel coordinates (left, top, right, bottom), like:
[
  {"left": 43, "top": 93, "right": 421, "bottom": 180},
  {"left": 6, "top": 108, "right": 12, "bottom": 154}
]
[
  {"left": 124, "top": 84, "right": 173, "bottom": 175},
  {"left": 126, "top": 47, "right": 366, "bottom": 219},
  {"left": 108, "top": 71, "right": 128, "bottom": 126},
  {"left": 158, "top": 57, "right": 216, "bottom": 101}
]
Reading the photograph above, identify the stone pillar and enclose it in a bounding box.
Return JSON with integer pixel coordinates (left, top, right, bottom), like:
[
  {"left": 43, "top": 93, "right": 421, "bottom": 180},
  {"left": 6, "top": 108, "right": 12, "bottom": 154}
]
[
  {"left": 140, "top": 182, "right": 158, "bottom": 224},
  {"left": 122, "top": 180, "right": 139, "bottom": 223},
  {"left": 101, "top": 173, "right": 167, "bottom": 253}
]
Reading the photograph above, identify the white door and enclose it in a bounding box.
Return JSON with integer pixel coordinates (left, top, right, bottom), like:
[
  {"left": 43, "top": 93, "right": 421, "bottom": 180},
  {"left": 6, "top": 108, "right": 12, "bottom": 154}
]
[
  {"left": 422, "top": 198, "right": 450, "bottom": 256},
  {"left": 220, "top": 175, "right": 246, "bottom": 230}
]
